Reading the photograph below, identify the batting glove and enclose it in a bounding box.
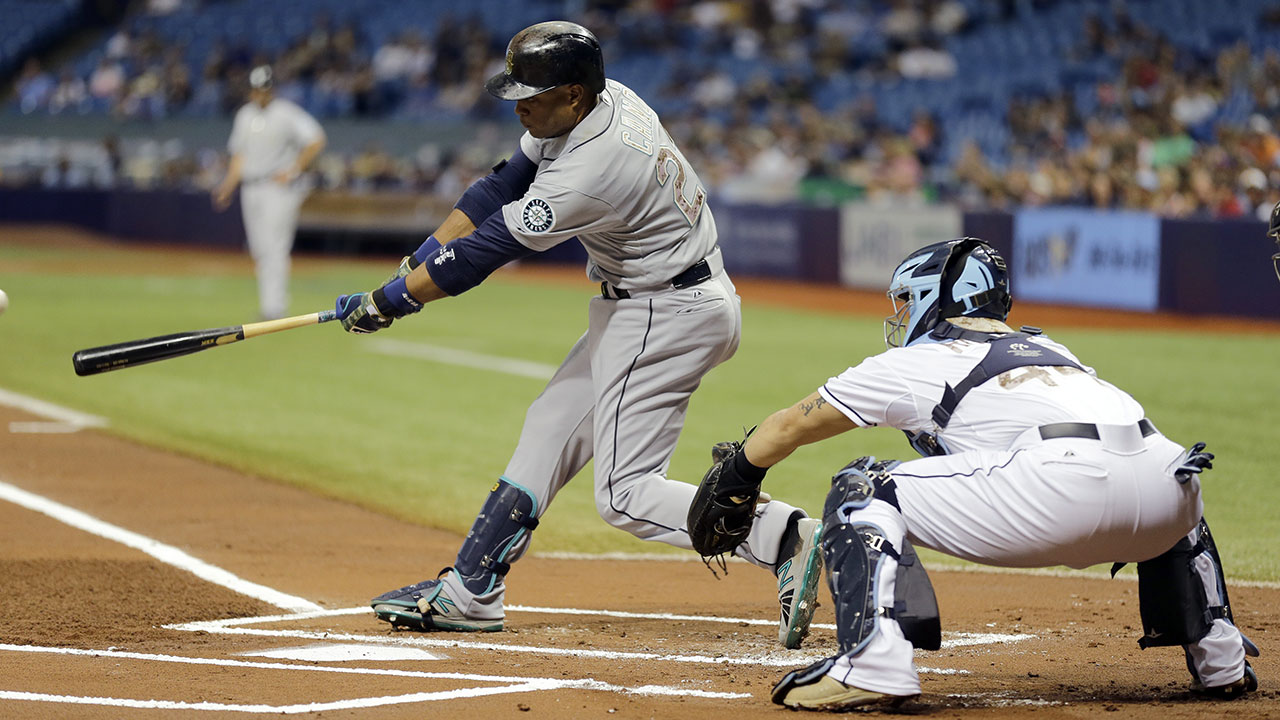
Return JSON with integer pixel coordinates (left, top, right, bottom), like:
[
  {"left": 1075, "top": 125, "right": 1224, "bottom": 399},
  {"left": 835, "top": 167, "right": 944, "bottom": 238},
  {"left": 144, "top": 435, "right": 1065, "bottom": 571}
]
[{"left": 336, "top": 291, "right": 393, "bottom": 334}]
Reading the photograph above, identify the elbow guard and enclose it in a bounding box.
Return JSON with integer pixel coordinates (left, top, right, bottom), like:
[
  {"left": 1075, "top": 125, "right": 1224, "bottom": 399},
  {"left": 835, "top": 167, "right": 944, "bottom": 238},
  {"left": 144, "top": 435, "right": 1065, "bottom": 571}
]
[{"left": 424, "top": 227, "right": 534, "bottom": 296}]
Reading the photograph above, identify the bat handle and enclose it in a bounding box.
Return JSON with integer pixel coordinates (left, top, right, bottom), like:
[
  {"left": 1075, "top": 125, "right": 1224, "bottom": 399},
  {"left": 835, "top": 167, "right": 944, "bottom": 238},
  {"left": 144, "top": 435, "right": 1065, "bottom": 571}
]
[{"left": 318, "top": 308, "right": 338, "bottom": 323}]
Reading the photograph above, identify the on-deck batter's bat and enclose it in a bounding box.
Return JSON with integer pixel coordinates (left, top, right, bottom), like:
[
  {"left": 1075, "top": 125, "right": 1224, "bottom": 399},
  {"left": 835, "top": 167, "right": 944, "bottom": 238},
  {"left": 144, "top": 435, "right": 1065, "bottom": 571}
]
[{"left": 72, "top": 309, "right": 338, "bottom": 376}]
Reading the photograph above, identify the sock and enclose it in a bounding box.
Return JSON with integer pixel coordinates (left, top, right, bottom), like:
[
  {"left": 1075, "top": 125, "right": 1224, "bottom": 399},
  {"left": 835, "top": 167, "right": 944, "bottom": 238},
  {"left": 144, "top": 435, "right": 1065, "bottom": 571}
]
[{"left": 775, "top": 511, "right": 805, "bottom": 573}]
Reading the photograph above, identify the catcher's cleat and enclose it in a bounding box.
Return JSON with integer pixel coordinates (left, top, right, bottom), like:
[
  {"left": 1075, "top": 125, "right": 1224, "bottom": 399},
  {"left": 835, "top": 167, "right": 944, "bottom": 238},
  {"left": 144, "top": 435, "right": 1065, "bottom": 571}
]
[
  {"left": 371, "top": 574, "right": 503, "bottom": 632},
  {"left": 772, "top": 659, "right": 917, "bottom": 711},
  {"left": 778, "top": 675, "right": 916, "bottom": 710},
  {"left": 1191, "top": 661, "right": 1257, "bottom": 700},
  {"left": 777, "top": 517, "right": 824, "bottom": 649}
]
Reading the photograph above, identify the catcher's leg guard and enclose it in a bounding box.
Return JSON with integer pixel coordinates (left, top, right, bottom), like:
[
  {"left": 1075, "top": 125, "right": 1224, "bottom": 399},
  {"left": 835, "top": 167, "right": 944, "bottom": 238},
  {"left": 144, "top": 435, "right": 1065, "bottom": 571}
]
[
  {"left": 772, "top": 457, "right": 923, "bottom": 709},
  {"left": 1130, "top": 518, "right": 1259, "bottom": 694},
  {"left": 371, "top": 477, "right": 538, "bottom": 632},
  {"left": 822, "top": 456, "right": 903, "bottom": 656},
  {"left": 895, "top": 538, "right": 941, "bottom": 651}
]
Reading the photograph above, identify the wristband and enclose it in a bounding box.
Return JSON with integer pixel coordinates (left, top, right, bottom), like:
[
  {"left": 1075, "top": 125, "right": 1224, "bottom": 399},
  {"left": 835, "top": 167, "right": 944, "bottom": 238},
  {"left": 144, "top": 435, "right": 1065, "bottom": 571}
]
[
  {"left": 377, "top": 277, "right": 423, "bottom": 317},
  {"left": 733, "top": 450, "right": 768, "bottom": 483}
]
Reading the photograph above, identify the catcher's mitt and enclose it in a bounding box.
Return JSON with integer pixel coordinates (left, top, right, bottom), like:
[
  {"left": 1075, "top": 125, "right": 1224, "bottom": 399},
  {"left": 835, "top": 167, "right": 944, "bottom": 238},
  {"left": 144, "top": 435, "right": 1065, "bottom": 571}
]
[{"left": 687, "top": 428, "right": 763, "bottom": 561}]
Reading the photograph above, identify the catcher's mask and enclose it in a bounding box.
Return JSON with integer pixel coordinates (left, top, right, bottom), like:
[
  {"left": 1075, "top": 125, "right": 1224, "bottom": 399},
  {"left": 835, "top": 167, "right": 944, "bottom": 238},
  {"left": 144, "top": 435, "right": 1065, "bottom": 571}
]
[
  {"left": 884, "top": 237, "right": 1011, "bottom": 348},
  {"left": 485, "top": 21, "right": 605, "bottom": 101},
  {"left": 1268, "top": 200, "right": 1280, "bottom": 282}
]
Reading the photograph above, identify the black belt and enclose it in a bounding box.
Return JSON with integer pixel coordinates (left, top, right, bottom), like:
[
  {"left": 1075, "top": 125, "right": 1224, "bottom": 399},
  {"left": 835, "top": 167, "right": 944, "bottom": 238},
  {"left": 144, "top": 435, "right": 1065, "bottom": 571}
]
[
  {"left": 1038, "top": 419, "right": 1158, "bottom": 441},
  {"left": 600, "top": 258, "right": 712, "bottom": 299}
]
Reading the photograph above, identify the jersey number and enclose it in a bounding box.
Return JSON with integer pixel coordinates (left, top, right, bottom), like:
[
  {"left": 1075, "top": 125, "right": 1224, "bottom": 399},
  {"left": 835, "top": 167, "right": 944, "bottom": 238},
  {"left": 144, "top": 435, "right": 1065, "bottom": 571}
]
[{"left": 656, "top": 147, "right": 705, "bottom": 226}]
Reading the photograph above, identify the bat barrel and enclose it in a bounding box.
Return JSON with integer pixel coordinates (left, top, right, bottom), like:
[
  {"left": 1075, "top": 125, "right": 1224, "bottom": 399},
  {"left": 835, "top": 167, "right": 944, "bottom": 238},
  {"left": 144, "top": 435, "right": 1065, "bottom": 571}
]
[
  {"left": 72, "top": 310, "right": 336, "bottom": 377},
  {"left": 72, "top": 327, "right": 242, "bottom": 376}
]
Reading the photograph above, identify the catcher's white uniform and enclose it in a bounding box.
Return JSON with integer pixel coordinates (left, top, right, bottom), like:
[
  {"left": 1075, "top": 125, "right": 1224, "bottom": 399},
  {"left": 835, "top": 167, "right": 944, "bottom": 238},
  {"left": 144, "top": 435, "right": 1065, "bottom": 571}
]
[{"left": 815, "top": 332, "right": 1246, "bottom": 696}]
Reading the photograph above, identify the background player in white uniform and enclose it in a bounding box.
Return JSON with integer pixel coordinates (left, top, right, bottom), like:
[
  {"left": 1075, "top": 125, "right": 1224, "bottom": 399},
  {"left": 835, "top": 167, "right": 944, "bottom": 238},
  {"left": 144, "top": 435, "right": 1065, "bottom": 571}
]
[
  {"left": 213, "top": 65, "right": 326, "bottom": 320},
  {"left": 333, "top": 21, "right": 825, "bottom": 649},
  {"left": 697, "top": 238, "right": 1259, "bottom": 709}
]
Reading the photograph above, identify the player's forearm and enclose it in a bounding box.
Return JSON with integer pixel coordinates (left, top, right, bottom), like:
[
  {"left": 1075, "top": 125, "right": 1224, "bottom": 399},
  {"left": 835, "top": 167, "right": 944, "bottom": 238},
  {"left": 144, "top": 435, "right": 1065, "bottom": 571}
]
[
  {"left": 744, "top": 393, "right": 855, "bottom": 468},
  {"left": 431, "top": 209, "right": 478, "bottom": 244},
  {"left": 404, "top": 264, "right": 448, "bottom": 304},
  {"left": 294, "top": 137, "right": 325, "bottom": 174},
  {"left": 221, "top": 154, "right": 244, "bottom": 188}
]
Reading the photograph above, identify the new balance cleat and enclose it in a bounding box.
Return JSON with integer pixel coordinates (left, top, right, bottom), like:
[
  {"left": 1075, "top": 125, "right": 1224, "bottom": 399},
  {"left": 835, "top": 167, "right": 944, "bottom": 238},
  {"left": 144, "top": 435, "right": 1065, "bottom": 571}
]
[
  {"left": 371, "top": 575, "right": 503, "bottom": 632},
  {"left": 777, "top": 517, "right": 823, "bottom": 649}
]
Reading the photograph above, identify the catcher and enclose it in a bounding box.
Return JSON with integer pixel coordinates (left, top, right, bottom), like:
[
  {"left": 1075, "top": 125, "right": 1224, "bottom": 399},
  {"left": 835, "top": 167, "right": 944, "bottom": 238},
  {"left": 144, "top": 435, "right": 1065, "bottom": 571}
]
[{"left": 689, "top": 238, "right": 1259, "bottom": 710}]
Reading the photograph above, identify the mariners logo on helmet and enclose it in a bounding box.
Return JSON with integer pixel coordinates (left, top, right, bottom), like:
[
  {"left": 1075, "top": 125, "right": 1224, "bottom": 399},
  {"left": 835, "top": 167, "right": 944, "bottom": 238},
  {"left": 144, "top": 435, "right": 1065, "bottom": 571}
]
[{"left": 522, "top": 198, "right": 554, "bottom": 232}]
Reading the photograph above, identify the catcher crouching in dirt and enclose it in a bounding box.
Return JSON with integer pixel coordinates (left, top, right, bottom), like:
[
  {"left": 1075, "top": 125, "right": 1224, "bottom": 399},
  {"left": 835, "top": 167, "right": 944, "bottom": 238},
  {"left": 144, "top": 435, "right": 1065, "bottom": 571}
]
[{"left": 688, "top": 238, "right": 1260, "bottom": 710}]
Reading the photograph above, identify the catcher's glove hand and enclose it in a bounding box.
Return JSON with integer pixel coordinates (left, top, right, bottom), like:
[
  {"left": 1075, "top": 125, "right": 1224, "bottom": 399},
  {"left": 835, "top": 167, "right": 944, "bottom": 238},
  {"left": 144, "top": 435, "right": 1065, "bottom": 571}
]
[{"left": 687, "top": 428, "right": 764, "bottom": 561}]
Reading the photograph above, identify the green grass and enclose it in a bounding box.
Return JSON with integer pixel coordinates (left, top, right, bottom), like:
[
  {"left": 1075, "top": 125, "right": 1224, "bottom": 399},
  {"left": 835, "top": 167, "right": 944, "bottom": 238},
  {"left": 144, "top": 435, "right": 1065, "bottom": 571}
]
[{"left": 2, "top": 241, "right": 1277, "bottom": 581}]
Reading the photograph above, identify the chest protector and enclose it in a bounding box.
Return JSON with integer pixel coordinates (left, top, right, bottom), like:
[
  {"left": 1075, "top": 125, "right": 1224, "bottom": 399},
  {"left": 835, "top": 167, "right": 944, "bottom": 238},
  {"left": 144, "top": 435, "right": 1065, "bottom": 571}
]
[{"left": 906, "top": 324, "right": 1085, "bottom": 457}]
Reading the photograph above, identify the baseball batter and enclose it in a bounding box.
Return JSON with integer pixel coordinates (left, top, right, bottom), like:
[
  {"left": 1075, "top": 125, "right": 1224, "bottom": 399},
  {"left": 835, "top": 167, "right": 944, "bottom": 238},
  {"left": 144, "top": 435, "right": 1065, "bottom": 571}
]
[
  {"left": 695, "top": 239, "right": 1258, "bottom": 709},
  {"left": 213, "top": 65, "right": 326, "bottom": 321},
  {"left": 334, "top": 21, "right": 825, "bottom": 648}
]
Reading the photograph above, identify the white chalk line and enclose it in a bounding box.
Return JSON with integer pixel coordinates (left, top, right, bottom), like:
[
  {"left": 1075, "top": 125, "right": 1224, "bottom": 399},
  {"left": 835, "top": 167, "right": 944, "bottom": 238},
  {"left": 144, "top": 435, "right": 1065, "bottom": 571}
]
[
  {"left": 184, "top": 604, "right": 1031, "bottom": 650},
  {"left": 0, "top": 480, "right": 321, "bottom": 613},
  {"left": 0, "top": 387, "right": 108, "bottom": 433},
  {"left": 0, "top": 644, "right": 750, "bottom": 697},
  {"left": 0, "top": 644, "right": 750, "bottom": 714},
  {"left": 162, "top": 619, "right": 992, "bottom": 674},
  {"left": 366, "top": 338, "right": 557, "bottom": 380},
  {"left": 0, "top": 685, "right": 554, "bottom": 714},
  {"left": 535, "top": 551, "right": 1280, "bottom": 590}
]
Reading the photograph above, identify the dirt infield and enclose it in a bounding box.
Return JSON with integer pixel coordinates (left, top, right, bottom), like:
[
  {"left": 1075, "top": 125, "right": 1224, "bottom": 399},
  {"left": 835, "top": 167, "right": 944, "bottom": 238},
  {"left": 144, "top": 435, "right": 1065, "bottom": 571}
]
[
  {"left": 2, "top": 402, "right": 1277, "bottom": 719},
  {"left": 1, "top": 228, "right": 1277, "bottom": 718}
]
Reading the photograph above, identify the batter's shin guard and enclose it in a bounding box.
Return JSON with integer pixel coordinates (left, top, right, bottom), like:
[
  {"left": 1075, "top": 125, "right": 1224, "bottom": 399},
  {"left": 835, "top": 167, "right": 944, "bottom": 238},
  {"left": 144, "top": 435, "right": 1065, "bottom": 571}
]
[
  {"left": 823, "top": 457, "right": 902, "bottom": 656},
  {"left": 453, "top": 478, "right": 539, "bottom": 596}
]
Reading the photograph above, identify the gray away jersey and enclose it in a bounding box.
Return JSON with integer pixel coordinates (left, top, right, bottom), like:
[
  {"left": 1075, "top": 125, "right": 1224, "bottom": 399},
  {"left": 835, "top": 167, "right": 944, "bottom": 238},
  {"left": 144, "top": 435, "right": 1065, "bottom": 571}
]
[{"left": 501, "top": 79, "right": 717, "bottom": 288}]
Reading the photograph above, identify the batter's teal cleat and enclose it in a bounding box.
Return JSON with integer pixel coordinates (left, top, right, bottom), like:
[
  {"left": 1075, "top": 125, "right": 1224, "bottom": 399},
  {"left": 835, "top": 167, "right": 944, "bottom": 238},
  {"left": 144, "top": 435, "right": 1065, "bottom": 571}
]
[
  {"left": 371, "top": 573, "right": 503, "bottom": 632},
  {"left": 777, "top": 517, "right": 824, "bottom": 649}
]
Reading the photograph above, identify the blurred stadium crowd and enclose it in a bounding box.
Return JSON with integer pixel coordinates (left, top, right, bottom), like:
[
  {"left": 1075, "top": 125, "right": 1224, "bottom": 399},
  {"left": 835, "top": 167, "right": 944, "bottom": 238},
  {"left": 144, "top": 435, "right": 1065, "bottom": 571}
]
[{"left": 3, "top": 0, "right": 1280, "bottom": 220}]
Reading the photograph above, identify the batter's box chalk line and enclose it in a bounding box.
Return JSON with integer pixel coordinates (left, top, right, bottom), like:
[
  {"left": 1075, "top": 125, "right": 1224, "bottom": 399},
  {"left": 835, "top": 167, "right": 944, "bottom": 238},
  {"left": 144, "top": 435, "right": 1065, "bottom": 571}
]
[
  {"left": 0, "top": 643, "right": 750, "bottom": 715},
  {"left": 165, "top": 604, "right": 1032, "bottom": 671}
]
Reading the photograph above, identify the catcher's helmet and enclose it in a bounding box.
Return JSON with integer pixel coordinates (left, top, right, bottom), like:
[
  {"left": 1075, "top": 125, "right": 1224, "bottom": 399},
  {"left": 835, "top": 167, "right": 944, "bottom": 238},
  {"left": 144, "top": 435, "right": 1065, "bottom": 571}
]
[
  {"left": 885, "top": 238, "right": 1011, "bottom": 348},
  {"left": 485, "top": 21, "right": 605, "bottom": 101},
  {"left": 1268, "top": 200, "right": 1280, "bottom": 281}
]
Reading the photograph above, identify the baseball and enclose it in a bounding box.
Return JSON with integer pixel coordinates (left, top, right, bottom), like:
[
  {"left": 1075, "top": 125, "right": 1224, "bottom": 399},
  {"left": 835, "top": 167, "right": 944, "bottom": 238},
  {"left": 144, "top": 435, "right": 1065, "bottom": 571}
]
[{"left": 0, "top": 289, "right": 8, "bottom": 315}]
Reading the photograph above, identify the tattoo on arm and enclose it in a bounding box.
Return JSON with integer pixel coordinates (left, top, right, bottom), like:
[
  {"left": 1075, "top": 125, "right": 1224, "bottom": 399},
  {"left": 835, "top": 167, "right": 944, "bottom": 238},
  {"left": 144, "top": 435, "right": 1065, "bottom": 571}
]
[{"left": 799, "top": 396, "right": 828, "bottom": 416}]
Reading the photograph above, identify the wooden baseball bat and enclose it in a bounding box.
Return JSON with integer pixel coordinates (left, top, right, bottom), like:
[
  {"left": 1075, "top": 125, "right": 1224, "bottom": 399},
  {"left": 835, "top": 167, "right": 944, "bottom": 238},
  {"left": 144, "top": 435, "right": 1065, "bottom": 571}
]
[{"left": 72, "top": 309, "right": 338, "bottom": 377}]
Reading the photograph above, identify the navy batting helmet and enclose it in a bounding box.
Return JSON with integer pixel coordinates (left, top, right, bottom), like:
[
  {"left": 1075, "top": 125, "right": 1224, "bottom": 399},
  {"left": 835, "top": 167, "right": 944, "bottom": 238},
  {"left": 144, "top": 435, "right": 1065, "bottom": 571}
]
[{"left": 485, "top": 21, "right": 605, "bottom": 100}]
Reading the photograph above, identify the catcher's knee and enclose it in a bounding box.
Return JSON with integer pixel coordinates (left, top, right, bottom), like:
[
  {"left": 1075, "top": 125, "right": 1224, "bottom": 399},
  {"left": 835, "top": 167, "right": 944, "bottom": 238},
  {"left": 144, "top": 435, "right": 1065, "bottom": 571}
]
[
  {"left": 454, "top": 477, "right": 539, "bottom": 596},
  {"left": 825, "top": 456, "right": 902, "bottom": 521}
]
